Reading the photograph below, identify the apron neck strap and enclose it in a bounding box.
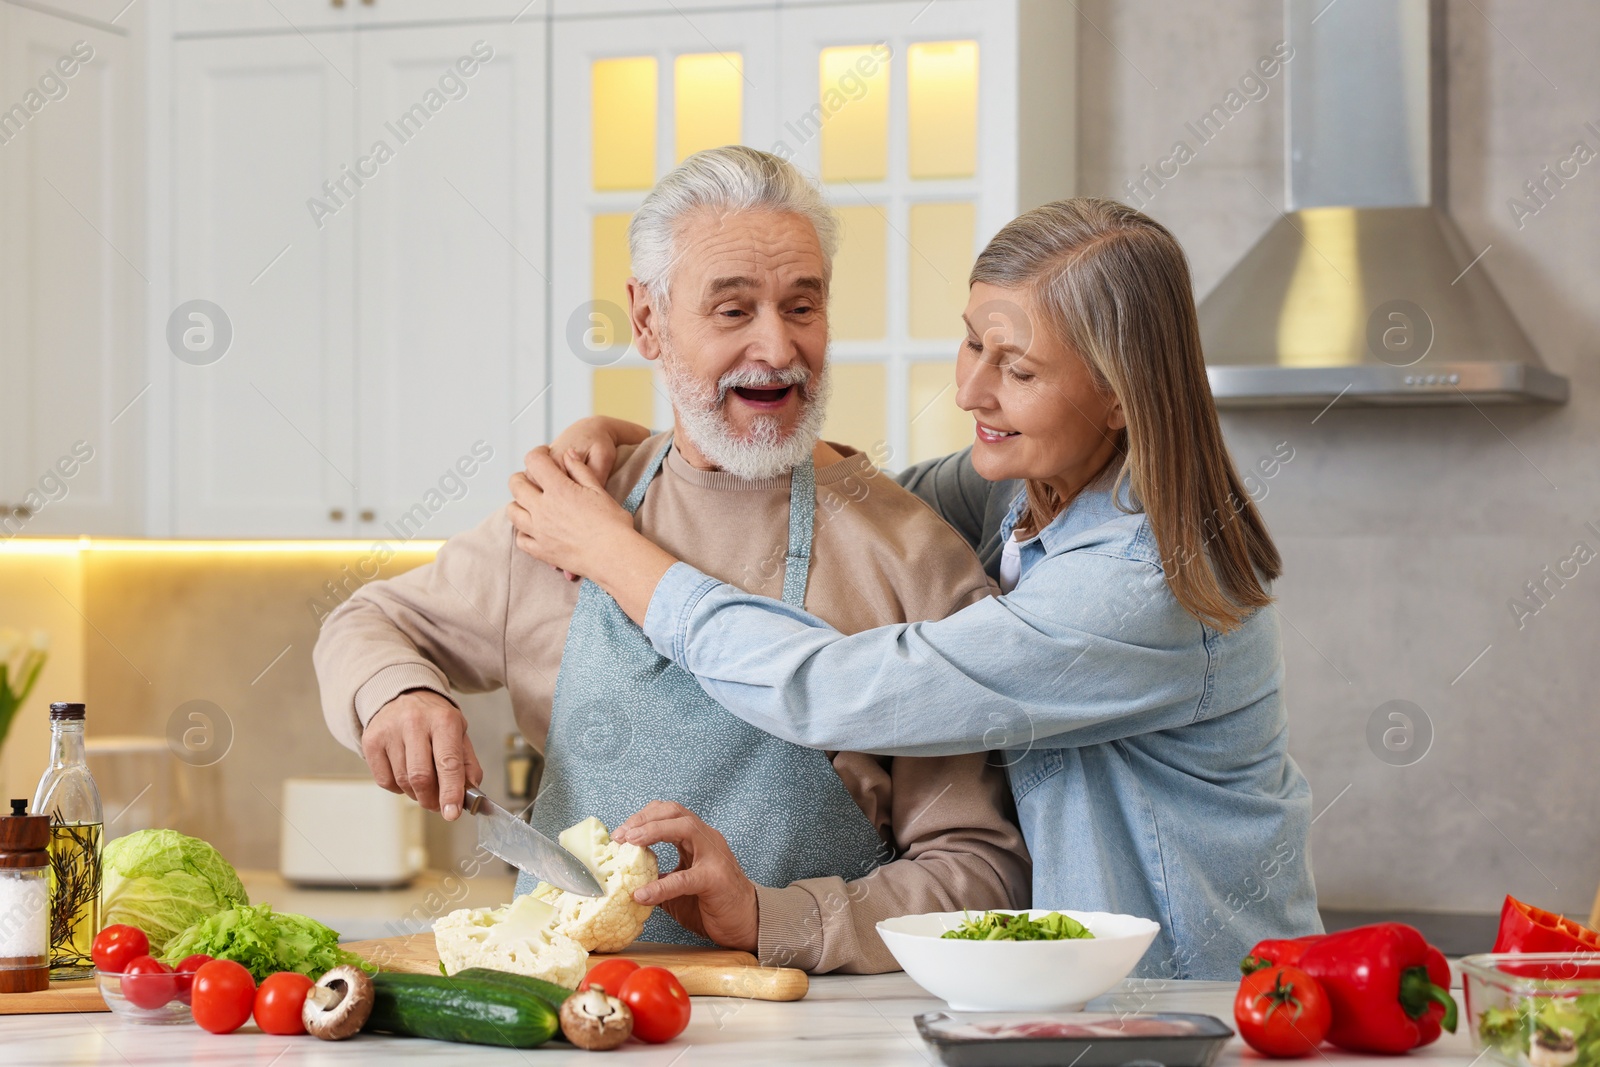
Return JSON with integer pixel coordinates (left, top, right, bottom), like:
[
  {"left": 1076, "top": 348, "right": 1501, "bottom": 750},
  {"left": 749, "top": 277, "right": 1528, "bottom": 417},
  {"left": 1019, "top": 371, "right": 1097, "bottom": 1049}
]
[
  {"left": 622, "top": 437, "right": 674, "bottom": 515},
  {"left": 781, "top": 460, "right": 815, "bottom": 607},
  {"left": 621, "top": 434, "right": 815, "bottom": 608}
]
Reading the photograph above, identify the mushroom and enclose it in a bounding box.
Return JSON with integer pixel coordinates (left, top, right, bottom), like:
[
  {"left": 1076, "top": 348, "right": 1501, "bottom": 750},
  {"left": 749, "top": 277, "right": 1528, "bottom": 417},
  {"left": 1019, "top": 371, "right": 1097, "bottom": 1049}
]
[
  {"left": 559, "top": 985, "right": 633, "bottom": 1051},
  {"left": 301, "top": 965, "right": 375, "bottom": 1041}
]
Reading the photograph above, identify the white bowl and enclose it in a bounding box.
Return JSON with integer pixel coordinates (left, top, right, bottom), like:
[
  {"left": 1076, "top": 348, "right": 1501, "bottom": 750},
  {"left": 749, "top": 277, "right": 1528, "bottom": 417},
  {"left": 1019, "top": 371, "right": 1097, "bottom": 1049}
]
[{"left": 876, "top": 909, "right": 1160, "bottom": 1012}]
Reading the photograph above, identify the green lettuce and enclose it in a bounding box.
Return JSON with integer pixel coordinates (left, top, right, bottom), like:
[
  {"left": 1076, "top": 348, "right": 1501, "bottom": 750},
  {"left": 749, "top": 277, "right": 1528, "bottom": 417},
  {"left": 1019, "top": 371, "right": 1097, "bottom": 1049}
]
[
  {"left": 102, "top": 829, "right": 249, "bottom": 953},
  {"left": 161, "top": 903, "right": 368, "bottom": 982},
  {"left": 941, "top": 911, "right": 1096, "bottom": 941}
]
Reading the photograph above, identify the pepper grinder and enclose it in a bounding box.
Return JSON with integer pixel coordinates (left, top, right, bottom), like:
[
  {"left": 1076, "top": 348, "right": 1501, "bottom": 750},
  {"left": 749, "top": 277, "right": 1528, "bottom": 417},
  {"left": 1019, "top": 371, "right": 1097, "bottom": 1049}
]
[
  {"left": 505, "top": 733, "right": 541, "bottom": 819},
  {"left": 0, "top": 799, "right": 52, "bottom": 993}
]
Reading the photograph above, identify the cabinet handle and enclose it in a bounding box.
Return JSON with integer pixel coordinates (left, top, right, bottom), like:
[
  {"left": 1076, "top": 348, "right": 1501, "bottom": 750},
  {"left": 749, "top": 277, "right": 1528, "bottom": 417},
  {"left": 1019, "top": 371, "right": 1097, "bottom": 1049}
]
[
  {"left": 329, "top": 508, "right": 346, "bottom": 522},
  {"left": 12, "top": 505, "right": 32, "bottom": 520},
  {"left": 359, "top": 509, "right": 376, "bottom": 522}
]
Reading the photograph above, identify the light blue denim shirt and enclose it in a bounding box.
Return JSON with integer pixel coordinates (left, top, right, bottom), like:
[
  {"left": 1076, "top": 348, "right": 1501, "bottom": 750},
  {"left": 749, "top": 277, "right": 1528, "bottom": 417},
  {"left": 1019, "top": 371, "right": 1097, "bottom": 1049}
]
[{"left": 640, "top": 453, "right": 1321, "bottom": 980}]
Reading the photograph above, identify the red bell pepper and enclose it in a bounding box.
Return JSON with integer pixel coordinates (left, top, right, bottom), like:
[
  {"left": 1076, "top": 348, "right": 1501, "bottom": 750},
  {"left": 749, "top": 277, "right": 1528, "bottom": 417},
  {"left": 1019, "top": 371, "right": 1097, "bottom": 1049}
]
[
  {"left": 1242, "top": 923, "right": 1457, "bottom": 1054},
  {"left": 1493, "top": 895, "right": 1600, "bottom": 954},
  {"left": 1241, "top": 934, "right": 1325, "bottom": 974}
]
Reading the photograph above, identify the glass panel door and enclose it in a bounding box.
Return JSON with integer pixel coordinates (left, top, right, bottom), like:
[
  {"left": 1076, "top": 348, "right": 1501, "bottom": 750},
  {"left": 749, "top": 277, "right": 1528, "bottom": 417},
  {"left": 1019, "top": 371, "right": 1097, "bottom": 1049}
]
[
  {"left": 779, "top": 0, "right": 1006, "bottom": 470},
  {"left": 549, "top": 12, "right": 779, "bottom": 435}
]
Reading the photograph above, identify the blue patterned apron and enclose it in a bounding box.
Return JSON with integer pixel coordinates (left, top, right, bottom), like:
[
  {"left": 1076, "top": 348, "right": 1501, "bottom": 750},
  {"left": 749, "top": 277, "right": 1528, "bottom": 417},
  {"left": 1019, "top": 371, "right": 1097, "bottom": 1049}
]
[{"left": 517, "top": 436, "right": 892, "bottom": 946}]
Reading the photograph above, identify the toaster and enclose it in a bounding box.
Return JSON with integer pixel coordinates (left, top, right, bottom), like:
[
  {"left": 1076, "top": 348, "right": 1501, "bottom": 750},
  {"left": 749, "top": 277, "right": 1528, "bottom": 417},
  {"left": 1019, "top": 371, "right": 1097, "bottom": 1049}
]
[{"left": 280, "top": 778, "right": 427, "bottom": 888}]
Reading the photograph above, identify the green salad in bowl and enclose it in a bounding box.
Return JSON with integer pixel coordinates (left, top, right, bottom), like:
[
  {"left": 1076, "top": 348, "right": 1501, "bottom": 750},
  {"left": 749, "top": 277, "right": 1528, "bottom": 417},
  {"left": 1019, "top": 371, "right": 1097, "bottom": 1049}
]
[{"left": 941, "top": 911, "right": 1096, "bottom": 942}]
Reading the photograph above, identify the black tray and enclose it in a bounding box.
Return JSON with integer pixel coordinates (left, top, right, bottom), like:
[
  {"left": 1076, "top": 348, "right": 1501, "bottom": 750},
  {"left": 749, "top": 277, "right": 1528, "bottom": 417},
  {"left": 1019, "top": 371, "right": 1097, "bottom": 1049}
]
[{"left": 914, "top": 1011, "right": 1234, "bottom": 1067}]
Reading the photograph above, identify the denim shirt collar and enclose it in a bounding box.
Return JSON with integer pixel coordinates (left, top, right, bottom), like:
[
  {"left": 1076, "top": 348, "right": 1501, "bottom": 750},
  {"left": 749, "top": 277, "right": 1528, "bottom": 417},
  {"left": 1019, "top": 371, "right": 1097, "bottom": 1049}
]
[{"left": 999, "top": 465, "right": 1140, "bottom": 582}]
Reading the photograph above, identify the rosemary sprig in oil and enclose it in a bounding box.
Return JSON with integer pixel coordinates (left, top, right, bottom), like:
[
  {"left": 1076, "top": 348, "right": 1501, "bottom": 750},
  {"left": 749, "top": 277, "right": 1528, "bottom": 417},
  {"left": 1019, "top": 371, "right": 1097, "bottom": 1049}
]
[{"left": 46, "top": 817, "right": 101, "bottom": 968}]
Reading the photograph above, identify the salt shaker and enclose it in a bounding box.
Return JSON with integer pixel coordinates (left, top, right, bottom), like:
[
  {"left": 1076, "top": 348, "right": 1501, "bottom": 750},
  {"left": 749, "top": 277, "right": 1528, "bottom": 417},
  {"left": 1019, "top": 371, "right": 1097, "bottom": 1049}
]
[{"left": 0, "top": 799, "right": 51, "bottom": 994}]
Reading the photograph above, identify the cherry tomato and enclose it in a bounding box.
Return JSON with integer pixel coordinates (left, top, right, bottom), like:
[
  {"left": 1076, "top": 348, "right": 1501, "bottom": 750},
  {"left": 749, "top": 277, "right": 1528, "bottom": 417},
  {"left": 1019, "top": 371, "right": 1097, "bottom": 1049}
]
[
  {"left": 91, "top": 924, "right": 150, "bottom": 974},
  {"left": 254, "top": 971, "right": 315, "bottom": 1035},
  {"left": 191, "top": 959, "right": 257, "bottom": 1034},
  {"left": 174, "top": 954, "right": 215, "bottom": 1005},
  {"left": 120, "top": 955, "right": 178, "bottom": 1010},
  {"left": 579, "top": 958, "right": 641, "bottom": 994},
  {"left": 1234, "top": 965, "right": 1332, "bottom": 1057},
  {"left": 618, "top": 966, "right": 690, "bottom": 1044}
]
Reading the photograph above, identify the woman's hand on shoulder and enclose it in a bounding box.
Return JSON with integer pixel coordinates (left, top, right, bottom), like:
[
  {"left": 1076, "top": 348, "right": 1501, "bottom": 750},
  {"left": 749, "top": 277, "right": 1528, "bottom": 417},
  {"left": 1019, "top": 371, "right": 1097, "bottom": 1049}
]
[
  {"left": 507, "top": 448, "right": 678, "bottom": 623},
  {"left": 507, "top": 447, "right": 628, "bottom": 574},
  {"left": 539, "top": 416, "right": 652, "bottom": 488}
]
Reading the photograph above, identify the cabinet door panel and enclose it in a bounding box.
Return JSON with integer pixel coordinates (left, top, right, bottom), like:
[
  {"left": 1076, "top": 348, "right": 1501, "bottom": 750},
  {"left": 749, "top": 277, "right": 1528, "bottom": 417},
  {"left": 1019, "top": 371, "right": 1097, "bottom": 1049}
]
[
  {"left": 175, "top": 1, "right": 530, "bottom": 36},
  {"left": 172, "top": 34, "right": 358, "bottom": 536},
  {"left": 353, "top": 23, "right": 546, "bottom": 540},
  {"left": 0, "top": 10, "right": 143, "bottom": 534}
]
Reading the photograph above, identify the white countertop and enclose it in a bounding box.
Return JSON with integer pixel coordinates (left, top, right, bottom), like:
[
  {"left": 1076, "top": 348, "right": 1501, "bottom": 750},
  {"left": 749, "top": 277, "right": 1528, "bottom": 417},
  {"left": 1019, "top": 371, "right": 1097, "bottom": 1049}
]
[{"left": 1, "top": 972, "right": 1481, "bottom": 1065}]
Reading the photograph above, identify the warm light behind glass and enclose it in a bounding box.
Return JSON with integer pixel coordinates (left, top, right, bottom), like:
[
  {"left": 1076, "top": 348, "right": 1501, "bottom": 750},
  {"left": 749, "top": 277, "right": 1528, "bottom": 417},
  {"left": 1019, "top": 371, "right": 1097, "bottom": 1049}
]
[
  {"left": 819, "top": 46, "right": 890, "bottom": 183},
  {"left": 908, "top": 41, "right": 978, "bottom": 179},
  {"left": 592, "top": 57, "right": 658, "bottom": 191},
  {"left": 592, "top": 367, "right": 656, "bottom": 427},
  {"left": 675, "top": 53, "right": 743, "bottom": 162},
  {"left": 1275, "top": 207, "right": 1363, "bottom": 367},
  {"left": 830, "top": 205, "right": 889, "bottom": 340},
  {"left": 908, "top": 202, "right": 976, "bottom": 339},
  {"left": 821, "top": 362, "right": 888, "bottom": 456},
  {"left": 591, "top": 212, "right": 634, "bottom": 348},
  {"left": 907, "top": 361, "right": 969, "bottom": 464}
]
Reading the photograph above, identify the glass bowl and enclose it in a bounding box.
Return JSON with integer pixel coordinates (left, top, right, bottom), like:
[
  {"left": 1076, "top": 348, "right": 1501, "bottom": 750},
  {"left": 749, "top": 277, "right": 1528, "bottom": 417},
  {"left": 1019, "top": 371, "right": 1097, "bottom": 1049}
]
[
  {"left": 96, "top": 969, "right": 195, "bottom": 1025},
  {"left": 1462, "top": 952, "right": 1600, "bottom": 1066}
]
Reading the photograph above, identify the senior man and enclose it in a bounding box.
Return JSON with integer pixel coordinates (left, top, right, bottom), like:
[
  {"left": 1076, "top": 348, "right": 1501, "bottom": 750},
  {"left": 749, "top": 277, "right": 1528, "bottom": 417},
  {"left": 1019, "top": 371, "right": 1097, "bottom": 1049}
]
[{"left": 314, "top": 146, "right": 1028, "bottom": 973}]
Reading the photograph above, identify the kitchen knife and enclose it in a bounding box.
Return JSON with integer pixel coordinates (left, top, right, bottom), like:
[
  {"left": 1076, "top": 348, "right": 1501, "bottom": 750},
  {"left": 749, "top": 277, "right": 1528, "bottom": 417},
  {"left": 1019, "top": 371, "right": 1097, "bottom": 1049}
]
[{"left": 463, "top": 787, "right": 603, "bottom": 897}]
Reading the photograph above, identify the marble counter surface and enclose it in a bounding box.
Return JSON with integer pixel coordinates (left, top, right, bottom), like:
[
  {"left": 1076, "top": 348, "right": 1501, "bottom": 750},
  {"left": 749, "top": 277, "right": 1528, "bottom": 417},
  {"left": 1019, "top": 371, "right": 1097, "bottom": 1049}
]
[{"left": 1, "top": 971, "right": 1481, "bottom": 1066}]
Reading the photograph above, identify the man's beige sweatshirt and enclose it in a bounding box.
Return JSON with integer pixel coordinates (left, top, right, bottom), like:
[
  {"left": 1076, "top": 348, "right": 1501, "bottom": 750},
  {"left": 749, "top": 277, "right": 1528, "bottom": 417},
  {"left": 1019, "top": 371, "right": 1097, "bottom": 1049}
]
[{"left": 314, "top": 433, "right": 1031, "bottom": 973}]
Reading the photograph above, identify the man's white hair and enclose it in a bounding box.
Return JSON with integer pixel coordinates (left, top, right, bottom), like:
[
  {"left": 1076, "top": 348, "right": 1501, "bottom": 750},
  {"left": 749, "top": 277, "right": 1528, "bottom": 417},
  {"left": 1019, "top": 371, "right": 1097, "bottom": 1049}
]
[{"left": 627, "top": 145, "right": 839, "bottom": 312}]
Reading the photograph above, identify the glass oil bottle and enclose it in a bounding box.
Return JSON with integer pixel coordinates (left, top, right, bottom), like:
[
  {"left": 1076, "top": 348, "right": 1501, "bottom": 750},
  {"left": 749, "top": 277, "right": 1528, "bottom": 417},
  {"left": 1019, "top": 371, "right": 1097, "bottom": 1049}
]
[{"left": 31, "top": 702, "right": 102, "bottom": 979}]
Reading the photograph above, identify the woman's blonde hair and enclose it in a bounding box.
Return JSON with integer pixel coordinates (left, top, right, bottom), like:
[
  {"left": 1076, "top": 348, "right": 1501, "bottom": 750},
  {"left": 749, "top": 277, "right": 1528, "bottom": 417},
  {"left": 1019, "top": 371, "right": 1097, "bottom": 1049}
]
[{"left": 970, "top": 197, "right": 1280, "bottom": 631}]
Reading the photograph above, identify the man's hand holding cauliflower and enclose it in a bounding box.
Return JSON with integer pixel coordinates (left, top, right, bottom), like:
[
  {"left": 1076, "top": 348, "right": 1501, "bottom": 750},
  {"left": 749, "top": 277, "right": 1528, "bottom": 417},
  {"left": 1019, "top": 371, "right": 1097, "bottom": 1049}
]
[{"left": 434, "top": 807, "right": 761, "bottom": 981}]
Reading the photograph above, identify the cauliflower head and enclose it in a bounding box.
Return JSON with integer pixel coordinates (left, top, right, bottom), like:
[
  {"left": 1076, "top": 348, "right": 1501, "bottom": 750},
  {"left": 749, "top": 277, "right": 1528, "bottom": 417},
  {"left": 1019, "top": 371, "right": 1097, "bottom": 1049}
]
[
  {"left": 434, "top": 894, "right": 589, "bottom": 987},
  {"left": 532, "top": 816, "right": 658, "bottom": 954}
]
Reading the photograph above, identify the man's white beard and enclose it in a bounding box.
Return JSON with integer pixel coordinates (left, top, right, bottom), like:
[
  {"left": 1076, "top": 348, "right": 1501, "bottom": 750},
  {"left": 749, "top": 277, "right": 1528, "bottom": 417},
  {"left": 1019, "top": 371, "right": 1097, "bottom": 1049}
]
[{"left": 661, "top": 340, "right": 831, "bottom": 480}]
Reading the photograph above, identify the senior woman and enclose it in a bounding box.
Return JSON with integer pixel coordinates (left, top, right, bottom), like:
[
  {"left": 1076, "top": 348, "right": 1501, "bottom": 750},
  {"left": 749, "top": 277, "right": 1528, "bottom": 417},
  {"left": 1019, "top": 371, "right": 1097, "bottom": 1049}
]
[{"left": 509, "top": 198, "right": 1321, "bottom": 980}]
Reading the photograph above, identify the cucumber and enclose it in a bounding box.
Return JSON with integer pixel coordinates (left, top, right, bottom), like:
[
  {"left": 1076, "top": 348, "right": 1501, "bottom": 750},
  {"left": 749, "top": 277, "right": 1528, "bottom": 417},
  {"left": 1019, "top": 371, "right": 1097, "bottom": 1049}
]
[
  {"left": 453, "top": 967, "right": 576, "bottom": 1013},
  {"left": 364, "top": 972, "right": 559, "bottom": 1048}
]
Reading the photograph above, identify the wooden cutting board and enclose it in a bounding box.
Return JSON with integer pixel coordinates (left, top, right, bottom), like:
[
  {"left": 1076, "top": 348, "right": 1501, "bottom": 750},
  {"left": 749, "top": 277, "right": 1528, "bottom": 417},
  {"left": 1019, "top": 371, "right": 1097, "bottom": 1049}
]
[
  {"left": 344, "top": 933, "right": 809, "bottom": 1001},
  {"left": 0, "top": 977, "right": 105, "bottom": 1015}
]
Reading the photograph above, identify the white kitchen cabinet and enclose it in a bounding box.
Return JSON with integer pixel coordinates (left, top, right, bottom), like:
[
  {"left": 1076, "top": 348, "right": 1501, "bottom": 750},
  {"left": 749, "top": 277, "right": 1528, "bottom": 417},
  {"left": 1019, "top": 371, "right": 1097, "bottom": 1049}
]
[
  {"left": 0, "top": 4, "right": 147, "bottom": 535},
  {"left": 171, "top": 16, "right": 545, "bottom": 538},
  {"left": 174, "top": 0, "right": 531, "bottom": 36},
  {"left": 351, "top": 21, "right": 546, "bottom": 542},
  {"left": 171, "top": 32, "right": 360, "bottom": 536}
]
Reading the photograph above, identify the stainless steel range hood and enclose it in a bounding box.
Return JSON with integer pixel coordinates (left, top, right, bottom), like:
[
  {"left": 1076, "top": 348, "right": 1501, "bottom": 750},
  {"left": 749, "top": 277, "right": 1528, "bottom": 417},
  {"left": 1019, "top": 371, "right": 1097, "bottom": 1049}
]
[{"left": 1199, "top": 0, "right": 1568, "bottom": 407}]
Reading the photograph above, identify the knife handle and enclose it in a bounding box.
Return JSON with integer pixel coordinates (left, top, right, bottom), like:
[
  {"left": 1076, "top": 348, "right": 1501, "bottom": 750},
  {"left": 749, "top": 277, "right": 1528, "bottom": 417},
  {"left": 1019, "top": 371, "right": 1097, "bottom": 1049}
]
[{"left": 463, "top": 787, "right": 489, "bottom": 815}]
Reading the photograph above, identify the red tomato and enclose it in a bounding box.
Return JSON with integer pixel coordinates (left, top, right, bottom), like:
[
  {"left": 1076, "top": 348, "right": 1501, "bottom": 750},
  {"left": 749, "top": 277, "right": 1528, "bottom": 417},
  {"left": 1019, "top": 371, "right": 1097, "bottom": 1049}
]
[
  {"left": 91, "top": 924, "right": 150, "bottom": 974},
  {"left": 121, "top": 955, "right": 178, "bottom": 1010},
  {"left": 174, "top": 954, "right": 215, "bottom": 1005},
  {"left": 1234, "top": 965, "right": 1332, "bottom": 1058},
  {"left": 254, "top": 972, "right": 314, "bottom": 1035},
  {"left": 191, "top": 959, "right": 257, "bottom": 1034},
  {"left": 618, "top": 966, "right": 691, "bottom": 1044},
  {"left": 579, "top": 958, "right": 641, "bottom": 994}
]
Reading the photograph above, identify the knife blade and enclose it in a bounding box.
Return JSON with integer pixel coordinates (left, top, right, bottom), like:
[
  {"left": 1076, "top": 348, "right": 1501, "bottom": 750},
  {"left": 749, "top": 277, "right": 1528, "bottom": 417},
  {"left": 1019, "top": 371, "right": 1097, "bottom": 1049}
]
[{"left": 463, "top": 788, "right": 604, "bottom": 897}]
